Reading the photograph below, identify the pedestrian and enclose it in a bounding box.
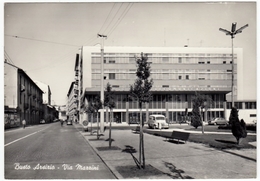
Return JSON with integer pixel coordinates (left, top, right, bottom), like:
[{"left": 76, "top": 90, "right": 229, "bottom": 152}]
[
  {"left": 61, "top": 120, "right": 64, "bottom": 127},
  {"left": 22, "top": 119, "right": 26, "bottom": 129}
]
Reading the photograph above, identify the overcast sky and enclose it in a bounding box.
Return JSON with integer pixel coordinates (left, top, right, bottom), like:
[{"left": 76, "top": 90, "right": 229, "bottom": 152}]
[{"left": 3, "top": 1, "right": 257, "bottom": 105}]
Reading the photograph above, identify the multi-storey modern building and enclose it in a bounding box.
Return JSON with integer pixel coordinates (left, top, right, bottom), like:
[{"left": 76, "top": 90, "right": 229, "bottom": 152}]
[{"left": 76, "top": 46, "right": 254, "bottom": 124}]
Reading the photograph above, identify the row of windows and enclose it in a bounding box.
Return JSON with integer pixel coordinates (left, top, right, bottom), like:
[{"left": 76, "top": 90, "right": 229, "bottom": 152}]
[
  {"left": 87, "top": 94, "right": 226, "bottom": 109},
  {"left": 91, "top": 52, "right": 234, "bottom": 58},
  {"left": 87, "top": 95, "right": 256, "bottom": 110},
  {"left": 87, "top": 111, "right": 225, "bottom": 123},
  {"left": 92, "top": 73, "right": 234, "bottom": 80},
  {"left": 92, "top": 57, "right": 236, "bottom": 64},
  {"left": 226, "top": 102, "right": 257, "bottom": 109},
  {"left": 92, "top": 69, "right": 233, "bottom": 73}
]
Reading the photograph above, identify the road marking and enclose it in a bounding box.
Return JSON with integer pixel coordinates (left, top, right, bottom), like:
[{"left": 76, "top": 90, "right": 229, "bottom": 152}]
[
  {"left": 5, "top": 125, "right": 46, "bottom": 133},
  {"left": 4, "top": 128, "right": 47, "bottom": 147}
]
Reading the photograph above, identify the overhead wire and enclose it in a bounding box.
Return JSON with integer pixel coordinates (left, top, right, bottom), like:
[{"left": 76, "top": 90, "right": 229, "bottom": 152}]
[
  {"left": 5, "top": 34, "right": 80, "bottom": 47},
  {"left": 102, "top": 3, "right": 124, "bottom": 35},
  {"left": 107, "top": 3, "right": 134, "bottom": 37},
  {"left": 4, "top": 50, "right": 17, "bottom": 70},
  {"left": 4, "top": 50, "right": 14, "bottom": 64},
  {"left": 4, "top": 3, "right": 134, "bottom": 72},
  {"left": 98, "top": 3, "right": 116, "bottom": 34}
]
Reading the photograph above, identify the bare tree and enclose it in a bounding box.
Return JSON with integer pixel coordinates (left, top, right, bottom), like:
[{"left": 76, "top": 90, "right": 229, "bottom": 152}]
[
  {"left": 91, "top": 96, "right": 103, "bottom": 139},
  {"left": 129, "top": 52, "right": 153, "bottom": 169},
  {"left": 104, "top": 83, "right": 116, "bottom": 148}
]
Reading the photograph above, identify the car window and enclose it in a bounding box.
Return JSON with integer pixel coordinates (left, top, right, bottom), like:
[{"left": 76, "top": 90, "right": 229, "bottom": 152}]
[{"left": 156, "top": 117, "right": 165, "bottom": 120}]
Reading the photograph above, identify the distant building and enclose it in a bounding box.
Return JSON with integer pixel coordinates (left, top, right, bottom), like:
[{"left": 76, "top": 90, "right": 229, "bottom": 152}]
[
  {"left": 75, "top": 46, "right": 256, "bottom": 124},
  {"left": 34, "top": 81, "right": 52, "bottom": 105},
  {"left": 56, "top": 105, "right": 67, "bottom": 121},
  {"left": 67, "top": 81, "right": 77, "bottom": 122},
  {"left": 34, "top": 81, "right": 57, "bottom": 123}
]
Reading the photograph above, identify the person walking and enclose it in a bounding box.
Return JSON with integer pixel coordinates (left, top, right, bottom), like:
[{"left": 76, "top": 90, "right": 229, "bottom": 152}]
[
  {"left": 61, "top": 119, "right": 64, "bottom": 127},
  {"left": 22, "top": 119, "right": 26, "bottom": 129}
]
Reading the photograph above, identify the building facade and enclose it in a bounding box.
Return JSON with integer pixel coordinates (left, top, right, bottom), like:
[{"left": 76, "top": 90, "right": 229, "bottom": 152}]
[
  {"left": 35, "top": 80, "right": 57, "bottom": 123},
  {"left": 67, "top": 81, "right": 77, "bottom": 121},
  {"left": 77, "top": 46, "right": 254, "bottom": 124}
]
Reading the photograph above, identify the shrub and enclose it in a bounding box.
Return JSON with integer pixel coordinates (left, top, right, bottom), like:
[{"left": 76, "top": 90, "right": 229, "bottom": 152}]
[{"left": 229, "top": 107, "right": 247, "bottom": 145}]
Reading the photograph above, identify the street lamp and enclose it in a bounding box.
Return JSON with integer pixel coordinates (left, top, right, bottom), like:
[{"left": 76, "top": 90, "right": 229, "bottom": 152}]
[{"left": 219, "top": 23, "right": 248, "bottom": 108}]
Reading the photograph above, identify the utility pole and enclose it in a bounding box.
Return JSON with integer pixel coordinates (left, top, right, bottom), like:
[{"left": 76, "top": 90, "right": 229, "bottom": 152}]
[
  {"left": 219, "top": 23, "right": 248, "bottom": 108},
  {"left": 98, "top": 34, "right": 107, "bottom": 133}
]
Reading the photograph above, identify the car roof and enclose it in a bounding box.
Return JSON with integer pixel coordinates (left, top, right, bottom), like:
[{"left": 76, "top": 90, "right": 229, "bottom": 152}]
[{"left": 149, "top": 114, "right": 165, "bottom": 117}]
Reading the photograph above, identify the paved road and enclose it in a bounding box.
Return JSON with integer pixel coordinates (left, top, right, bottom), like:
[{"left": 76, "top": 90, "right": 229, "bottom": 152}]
[{"left": 4, "top": 122, "right": 116, "bottom": 179}]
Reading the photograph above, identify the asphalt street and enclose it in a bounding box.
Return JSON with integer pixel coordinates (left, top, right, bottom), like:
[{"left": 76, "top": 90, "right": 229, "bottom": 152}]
[{"left": 4, "top": 122, "right": 116, "bottom": 179}]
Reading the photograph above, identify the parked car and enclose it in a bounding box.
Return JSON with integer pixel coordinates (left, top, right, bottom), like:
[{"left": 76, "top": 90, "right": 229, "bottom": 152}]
[
  {"left": 67, "top": 120, "right": 73, "bottom": 125},
  {"left": 148, "top": 115, "right": 169, "bottom": 129},
  {"left": 40, "top": 119, "right": 46, "bottom": 124},
  {"left": 208, "top": 118, "right": 228, "bottom": 125}
]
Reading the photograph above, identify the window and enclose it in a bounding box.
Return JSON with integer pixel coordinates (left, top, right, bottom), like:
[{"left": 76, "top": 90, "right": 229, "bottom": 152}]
[
  {"left": 162, "top": 85, "right": 169, "bottom": 88},
  {"left": 129, "top": 57, "right": 135, "bottom": 63},
  {"left": 162, "top": 57, "right": 169, "bottom": 62},
  {"left": 245, "top": 102, "right": 257, "bottom": 109},
  {"left": 186, "top": 75, "right": 189, "bottom": 80},
  {"left": 178, "top": 76, "right": 182, "bottom": 80},
  {"left": 109, "top": 60, "right": 115, "bottom": 63},
  {"left": 162, "top": 73, "right": 169, "bottom": 79},
  {"left": 178, "top": 58, "right": 182, "bottom": 63},
  {"left": 223, "top": 61, "right": 226, "bottom": 64},
  {"left": 109, "top": 73, "right": 115, "bottom": 79},
  {"left": 207, "top": 61, "right": 211, "bottom": 64}
]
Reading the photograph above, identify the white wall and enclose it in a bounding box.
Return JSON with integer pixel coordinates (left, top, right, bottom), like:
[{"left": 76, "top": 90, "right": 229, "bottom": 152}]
[
  {"left": 4, "top": 64, "right": 18, "bottom": 108},
  {"left": 225, "top": 109, "right": 257, "bottom": 124}
]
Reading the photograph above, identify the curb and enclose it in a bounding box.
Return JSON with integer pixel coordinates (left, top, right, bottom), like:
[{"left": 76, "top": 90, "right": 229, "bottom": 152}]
[{"left": 74, "top": 124, "right": 122, "bottom": 179}]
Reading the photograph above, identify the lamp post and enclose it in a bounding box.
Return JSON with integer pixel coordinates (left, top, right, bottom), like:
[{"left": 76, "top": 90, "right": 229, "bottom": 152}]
[
  {"left": 219, "top": 23, "right": 248, "bottom": 108},
  {"left": 98, "top": 34, "right": 107, "bottom": 133}
]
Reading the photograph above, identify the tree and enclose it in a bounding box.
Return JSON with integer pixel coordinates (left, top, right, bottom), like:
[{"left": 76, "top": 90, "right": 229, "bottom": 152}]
[
  {"left": 191, "top": 92, "right": 213, "bottom": 133},
  {"left": 129, "top": 52, "right": 153, "bottom": 169},
  {"left": 229, "top": 107, "right": 247, "bottom": 144},
  {"left": 104, "top": 83, "right": 116, "bottom": 148},
  {"left": 90, "top": 96, "right": 103, "bottom": 139},
  {"left": 86, "top": 101, "right": 95, "bottom": 135}
]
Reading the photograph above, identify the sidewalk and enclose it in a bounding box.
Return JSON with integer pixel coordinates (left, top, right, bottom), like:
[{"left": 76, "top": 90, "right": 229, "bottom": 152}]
[{"left": 74, "top": 124, "right": 256, "bottom": 179}]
